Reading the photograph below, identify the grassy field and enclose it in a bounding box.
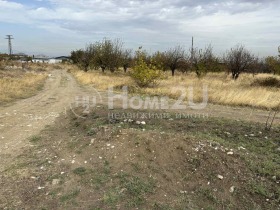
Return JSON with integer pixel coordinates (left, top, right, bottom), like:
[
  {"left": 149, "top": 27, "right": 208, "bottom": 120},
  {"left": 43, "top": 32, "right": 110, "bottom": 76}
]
[
  {"left": 0, "top": 62, "right": 48, "bottom": 105},
  {"left": 1, "top": 107, "right": 279, "bottom": 209},
  {"left": 70, "top": 66, "right": 280, "bottom": 110}
]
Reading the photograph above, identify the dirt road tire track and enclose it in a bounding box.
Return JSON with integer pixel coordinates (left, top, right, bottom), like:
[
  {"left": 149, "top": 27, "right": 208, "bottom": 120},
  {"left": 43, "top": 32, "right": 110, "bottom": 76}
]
[{"left": 0, "top": 70, "right": 88, "bottom": 171}]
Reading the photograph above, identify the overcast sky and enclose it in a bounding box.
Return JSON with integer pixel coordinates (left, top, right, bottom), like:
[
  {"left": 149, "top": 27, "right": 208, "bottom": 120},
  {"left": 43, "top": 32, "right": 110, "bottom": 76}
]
[{"left": 0, "top": 0, "right": 279, "bottom": 57}]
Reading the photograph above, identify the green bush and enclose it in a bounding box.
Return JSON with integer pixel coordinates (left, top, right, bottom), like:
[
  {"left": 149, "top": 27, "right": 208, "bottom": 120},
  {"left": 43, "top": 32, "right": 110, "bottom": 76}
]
[{"left": 130, "top": 55, "right": 162, "bottom": 87}]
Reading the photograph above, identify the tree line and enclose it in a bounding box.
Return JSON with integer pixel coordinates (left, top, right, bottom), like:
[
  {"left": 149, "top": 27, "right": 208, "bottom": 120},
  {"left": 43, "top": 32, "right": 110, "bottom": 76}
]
[{"left": 71, "top": 38, "right": 280, "bottom": 80}]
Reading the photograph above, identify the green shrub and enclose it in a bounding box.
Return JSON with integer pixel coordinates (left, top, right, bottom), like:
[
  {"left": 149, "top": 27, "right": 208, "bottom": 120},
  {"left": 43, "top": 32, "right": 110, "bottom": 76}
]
[{"left": 130, "top": 55, "right": 162, "bottom": 87}]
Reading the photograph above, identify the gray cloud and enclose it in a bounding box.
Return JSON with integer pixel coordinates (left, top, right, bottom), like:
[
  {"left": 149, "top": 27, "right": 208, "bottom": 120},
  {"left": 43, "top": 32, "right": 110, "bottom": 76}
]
[{"left": 0, "top": 0, "right": 279, "bottom": 56}]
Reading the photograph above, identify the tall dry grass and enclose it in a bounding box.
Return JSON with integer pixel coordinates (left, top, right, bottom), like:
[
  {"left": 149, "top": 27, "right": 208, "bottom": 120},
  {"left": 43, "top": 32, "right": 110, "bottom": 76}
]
[
  {"left": 0, "top": 69, "right": 47, "bottom": 104},
  {"left": 70, "top": 66, "right": 280, "bottom": 109}
]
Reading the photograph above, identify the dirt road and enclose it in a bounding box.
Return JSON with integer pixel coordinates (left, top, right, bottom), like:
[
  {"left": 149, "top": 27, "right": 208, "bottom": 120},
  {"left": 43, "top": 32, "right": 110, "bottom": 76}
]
[
  {"left": 0, "top": 70, "right": 279, "bottom": 171},
  {"left": 0, "top": 70, "right": 88, "bottom": 171}
]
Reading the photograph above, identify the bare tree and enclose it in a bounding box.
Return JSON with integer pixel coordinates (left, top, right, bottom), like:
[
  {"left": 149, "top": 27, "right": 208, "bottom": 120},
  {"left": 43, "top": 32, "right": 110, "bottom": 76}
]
[
  {"left": 224, "top": 44, "right": 255, "bottom": 80},
  {"left": 164, "top": 46, "right": 185, "bottom": 76}
]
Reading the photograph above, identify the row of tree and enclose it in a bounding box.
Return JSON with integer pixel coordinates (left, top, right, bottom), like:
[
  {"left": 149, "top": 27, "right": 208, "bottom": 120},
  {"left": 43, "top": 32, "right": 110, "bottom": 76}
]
[{"left": 71, "top": 38, "right": 280, "bottom": 80}]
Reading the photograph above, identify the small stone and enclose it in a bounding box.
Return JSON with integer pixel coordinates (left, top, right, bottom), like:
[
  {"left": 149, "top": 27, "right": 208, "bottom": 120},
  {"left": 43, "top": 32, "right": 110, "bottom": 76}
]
[
  {"left": 229, "top": 186, "right": 235, "bottom": 193},
  {"left": 106, "top": 143, "right": 111, "bottom": 147},
  {"left": 61, "top": 172, "right": 65, "bottom": 175},
  {"left": 227, "top": 151, "right": 234, "bottom": 155},
  {"left": 141, "top": 121, "right": 146, "bottom": 125},
  {"left": 38, "top": 186, "right": 45, "bottom": 190},
  {"left": 217, "top": 175, "right": 224, "bottom": 180},
  {"left": 71, "top": 160, "right": 75, "bottom": 164},
  {"left": 249, "top": 134, "right": 255, "bottom": 137},
  {"left": 111, "top": 146, "right": 115, "bottom": 149},
  {"left": 272, "top": 176, "right": 277, "bottom": 181},
  {"left": 99, "top": 156, "right": 103, "bottom": 159},
  {"left": 265, "top": 136, "right": 268, "bottom": 139},
  {"left": 90, "top": 139, "right": 95, "bottom": 144},
  {"left": 136, "top": 121, "right": 141, "bottom": 125},
  {"left": 52, "top": 179, "right": 60, "bottom": 185},
  {"left": 84, "top": 161, "right": 88, "bottom": 164}
]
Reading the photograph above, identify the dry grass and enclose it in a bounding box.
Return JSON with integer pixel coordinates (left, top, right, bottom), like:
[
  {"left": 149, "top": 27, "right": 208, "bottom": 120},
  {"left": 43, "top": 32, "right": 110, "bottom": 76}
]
[
  {"left": 70, "top": 66, "right": 280, "bottom": 109},
  {"left": 0, "top": 69, "right": 47, "bottom": 105}
]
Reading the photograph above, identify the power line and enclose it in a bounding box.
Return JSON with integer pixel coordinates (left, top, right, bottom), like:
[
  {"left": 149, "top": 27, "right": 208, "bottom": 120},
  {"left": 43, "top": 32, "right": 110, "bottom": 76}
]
[{"left": 5, "top": 35, "right": 14, "bottom": 56}]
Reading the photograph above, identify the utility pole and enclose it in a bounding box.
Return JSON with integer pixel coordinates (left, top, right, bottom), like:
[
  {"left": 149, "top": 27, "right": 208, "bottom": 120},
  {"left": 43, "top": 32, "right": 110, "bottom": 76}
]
[
  {"left": 191, "top": 36, "right": 194, "bottom": 68},
  {"left": 5, "top": 35, "right": 14, "bottom": 56},
  {"left": 278, "top": 45, "right": 280, "bottom": 57}
]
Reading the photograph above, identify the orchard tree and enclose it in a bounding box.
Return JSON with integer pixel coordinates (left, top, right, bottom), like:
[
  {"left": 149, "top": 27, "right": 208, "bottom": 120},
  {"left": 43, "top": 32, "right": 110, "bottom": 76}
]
[
  {"left": 151, "top": 51, "right": 167, "bottom": 71},
  {"left": 96, "top": 38, "right": 123, "bottom": 73},
  {"left": 164, "top": 46, "right": 185, "bottom": 76},
  {"left": 265, "top": 56, "right": 280, "bottom": 75},
  {"left": 224, "top": 44, "right": 255, "bottom": 80},
  {"left": 70, "top": 49, "right": 84, "bottom": 64},
  {"left": 121, "top": 49, "right": 133, "bottom": 73},
  {"left": 192, "top": 44, "right": 219, "bottom": 77},
  {"left": 70, "top": 44, "right": 97, "bottom": 72}
]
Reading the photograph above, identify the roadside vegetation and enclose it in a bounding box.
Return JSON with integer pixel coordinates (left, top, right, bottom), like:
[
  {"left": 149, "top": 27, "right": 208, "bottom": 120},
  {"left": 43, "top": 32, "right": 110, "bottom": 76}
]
[
  {"left": 0, "top": 61, "right": 48, "bottom": 105},
  {"left": 70, "top": 38, "right": 280, "bottom": 109},
  {"left": 70, "top": 66, "right": 280, "bottom": 109}
]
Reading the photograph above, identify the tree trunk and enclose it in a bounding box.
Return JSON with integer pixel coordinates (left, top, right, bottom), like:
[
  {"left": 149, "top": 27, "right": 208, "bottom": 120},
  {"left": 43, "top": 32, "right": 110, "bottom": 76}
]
[
  {"left": 123, "top": 64, "right": 128, "bottom": 73},
  {"left": 171, "top": 68, "right": 175, "bottom": 76}
]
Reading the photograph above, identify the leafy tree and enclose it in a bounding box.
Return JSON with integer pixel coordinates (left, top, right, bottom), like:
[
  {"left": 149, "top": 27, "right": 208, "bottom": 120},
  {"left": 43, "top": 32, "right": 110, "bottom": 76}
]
[
  {"left": 95, "top": 38, "right": 123, "bottom": 73},
  {"left": 192, "top": 44, "right": 219, "bottom": 77},
  {"left": 70, "top": 45, "right": 97, "bottom": 72},
  {"left": 265, "top": 56, "right": 280, "bottom": 75},
  {"left": 130, "top": 50, "right": 162, "bottom": 87},
  {"left": 121, "top": 49, "right": 133, "bottom": 73},
  {"left": 151, "top": 51, "right": 167, "bottom": 71},
  {"left": 224, "top": 44, "right": 255, "bottom": 80}
]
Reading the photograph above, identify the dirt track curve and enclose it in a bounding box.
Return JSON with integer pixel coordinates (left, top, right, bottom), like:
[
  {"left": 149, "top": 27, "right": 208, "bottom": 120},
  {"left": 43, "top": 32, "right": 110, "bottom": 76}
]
[
  {"left": 0, "top": 70, "right": 279, "bottom": 172},
  {"left": 0, "top": 70, "right": 89, "bottom": 171}
]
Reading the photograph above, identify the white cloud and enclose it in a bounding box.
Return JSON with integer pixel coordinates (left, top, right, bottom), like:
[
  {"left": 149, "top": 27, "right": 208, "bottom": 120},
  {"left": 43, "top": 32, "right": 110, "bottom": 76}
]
[{"left": 0, "top": 0, "right": 279, "bottom": 56}]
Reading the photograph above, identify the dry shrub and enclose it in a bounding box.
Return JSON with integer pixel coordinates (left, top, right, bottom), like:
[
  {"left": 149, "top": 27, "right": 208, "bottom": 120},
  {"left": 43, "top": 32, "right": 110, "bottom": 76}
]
[
  {"left": 251, "top": 77, "right": 280, "bottom": 88},
  {"left": 71, "top": 65, "right": 280, "bottom": 109}
]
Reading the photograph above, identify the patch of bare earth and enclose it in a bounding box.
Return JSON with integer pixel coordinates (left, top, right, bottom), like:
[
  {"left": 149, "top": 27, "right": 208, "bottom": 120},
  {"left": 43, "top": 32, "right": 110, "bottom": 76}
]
[{"left": 1, "top": 107, "right": 279, "bottom": 209}]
